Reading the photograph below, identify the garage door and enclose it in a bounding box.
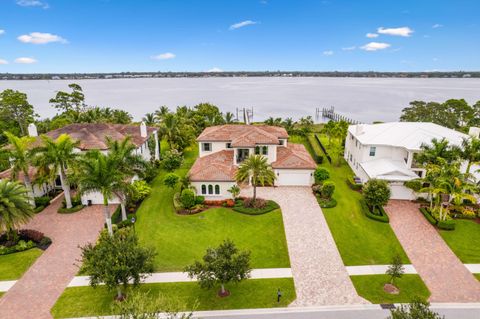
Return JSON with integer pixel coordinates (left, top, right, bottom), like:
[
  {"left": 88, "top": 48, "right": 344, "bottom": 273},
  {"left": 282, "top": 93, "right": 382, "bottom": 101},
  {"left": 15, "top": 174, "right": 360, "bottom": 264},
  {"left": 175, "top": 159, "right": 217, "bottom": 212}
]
[
  {"left": 389, "top": 184, "right": 416, "bottom": 200},
  {"left": 276, "top": 170, "right": 313, "bottom": 186}
]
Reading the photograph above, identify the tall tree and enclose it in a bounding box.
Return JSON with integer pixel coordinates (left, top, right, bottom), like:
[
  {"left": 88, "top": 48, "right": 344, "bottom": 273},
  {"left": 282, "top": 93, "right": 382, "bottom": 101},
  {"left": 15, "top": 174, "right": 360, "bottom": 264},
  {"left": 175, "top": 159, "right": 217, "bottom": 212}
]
[
  {"left": 460, "top": 137, "right": 480, "bottom": 175},
  {"left": 0, "top": 89, "right": 37, "bottom": 137},
  {"left": 106, "top": 137, "right": 147, "bottom": 221},
  {"left": 417, "top": 138, "right": 460, "bottom": 166},
  {"left": 235, "top": 155, "right": 276, "bottom": 202},
  {"left": 33, "top": 134, "right": 79, "bottom": 208},
  {"left": 0, "top": 180, "right": 34, "bottom": 241},
  {"left": 74, "top": 150, "right": 125, "bottom": 235},
  {"left": 158, "top": 113, "right": 193, "bottom": 152},
  {"left": 142, "top": 112, "right": 157, "bottom": 126},
  {"left": 49, "top": 83, "right": 86, "bottom": 114},
  {"left": 4, "top": 132, "right": 36, "bottom": 206},
  {"left": 224, "top": 112, "right": 236, "bottom": 124}
]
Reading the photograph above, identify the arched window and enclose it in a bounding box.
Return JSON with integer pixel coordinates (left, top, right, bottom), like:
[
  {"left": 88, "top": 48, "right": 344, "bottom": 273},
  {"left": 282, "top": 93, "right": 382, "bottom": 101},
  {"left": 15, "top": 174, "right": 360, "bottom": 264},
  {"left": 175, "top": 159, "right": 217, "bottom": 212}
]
[
  {"left": 215, "top": 185, "right": 220, "bottom": 194},
  {"left": 201, "top": 185, "right": 206, "bottom": 195},
  {"left": 208, "top": 185, "right": 213, "bottom": 194},
  {"left": 255, "top": 146, "right": 260, "bottom": 154},
  {"left": 262, "top": 146, "right": 268, "bottom": 155}
]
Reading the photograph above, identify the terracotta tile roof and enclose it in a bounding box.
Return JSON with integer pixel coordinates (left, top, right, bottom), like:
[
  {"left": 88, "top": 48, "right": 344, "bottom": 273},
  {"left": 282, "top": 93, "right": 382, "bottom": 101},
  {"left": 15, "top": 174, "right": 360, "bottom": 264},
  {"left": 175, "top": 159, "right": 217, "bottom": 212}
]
[
  {"left": 197, "top": 125, "right": 288, "bottom": 147},
  {"left": 189, "top": 150, "right": 237, "bottom": 182},
  {"left": 272, "top": 144, "right": 317, "bottom": 170},
  {"left": 32, "top": 123, "right": 156, "bottom": 150},
  {"left": 0, "top": 167, "right": 38, "bottom": 183}
]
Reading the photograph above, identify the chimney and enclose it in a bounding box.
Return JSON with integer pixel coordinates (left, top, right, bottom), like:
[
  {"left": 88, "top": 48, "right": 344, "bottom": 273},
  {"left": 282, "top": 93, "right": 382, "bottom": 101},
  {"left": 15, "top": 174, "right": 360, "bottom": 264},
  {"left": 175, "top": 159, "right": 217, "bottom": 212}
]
[
  {"left": 140, "top": 121, "right": 147, "bottom": 138},
  {"left": 468, "top": 127, "right": 480, "bottom": 139},
  {"left": 28, "top": 123, "right": 38, "bottom": 137},
  {"left": 355, "top": 124, "right": 364, "bottom": 136}
]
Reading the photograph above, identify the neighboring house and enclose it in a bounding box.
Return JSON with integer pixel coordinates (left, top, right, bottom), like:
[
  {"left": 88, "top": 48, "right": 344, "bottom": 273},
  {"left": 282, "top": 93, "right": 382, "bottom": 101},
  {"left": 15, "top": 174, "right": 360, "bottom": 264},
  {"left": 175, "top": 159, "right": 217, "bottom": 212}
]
[
  {"left": 344, "top": 122, "right": 479, "bottom": 200},
  {"left": 0, "top": 122, "right": 159, "bottom": 205},
  {"left": 189, "top": 124, "right": 316, "bottom": 199}
]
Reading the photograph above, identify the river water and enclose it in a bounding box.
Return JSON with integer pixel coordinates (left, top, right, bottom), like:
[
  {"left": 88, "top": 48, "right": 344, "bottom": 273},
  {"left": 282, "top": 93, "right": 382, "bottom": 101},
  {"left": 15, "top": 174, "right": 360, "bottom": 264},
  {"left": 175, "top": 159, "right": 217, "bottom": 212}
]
[{"left": 1, "top": 77, "right": 479, "bottom": 123}]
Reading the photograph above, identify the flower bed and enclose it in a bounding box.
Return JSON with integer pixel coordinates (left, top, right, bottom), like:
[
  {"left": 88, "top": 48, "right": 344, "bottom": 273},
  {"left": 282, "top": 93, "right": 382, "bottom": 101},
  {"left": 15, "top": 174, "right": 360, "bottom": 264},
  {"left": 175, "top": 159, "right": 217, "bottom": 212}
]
[
  {"left": 233, "top": 198, "right": 280, "bottom": 215},
  {"left": 419, "top": 207, "right": 456, "bottom": 230},
  {"left": 0, "top": 229, "right": 52, "bottom": 255}
]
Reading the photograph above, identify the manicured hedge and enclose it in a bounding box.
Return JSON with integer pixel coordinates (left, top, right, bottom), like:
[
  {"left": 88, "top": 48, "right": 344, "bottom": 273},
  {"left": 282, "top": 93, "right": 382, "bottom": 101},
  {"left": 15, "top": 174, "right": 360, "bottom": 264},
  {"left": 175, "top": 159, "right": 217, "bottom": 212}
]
[
  {"left": 34, "top": 205, "right": 45, "bottom": 214},
  {"left": 306, "top": 134, "right": 324, "bottom": 164},
  {"left": 346, "top": 178, "right": 362, "bottom": 191},
  {"left": 419, "top": 207, "right": 456, "bottom": 230},
  {"left": 233, "top": 200, "right": 280, "bottom": 215},
  {"left": 361, "top": 200, "right": 389, "bottom": 223},
  {"left": 317, "top": 197, "right": 337, "bottom": 208},
  {"left": 58, "top": 205, "right": 85, "bottom": 214}
]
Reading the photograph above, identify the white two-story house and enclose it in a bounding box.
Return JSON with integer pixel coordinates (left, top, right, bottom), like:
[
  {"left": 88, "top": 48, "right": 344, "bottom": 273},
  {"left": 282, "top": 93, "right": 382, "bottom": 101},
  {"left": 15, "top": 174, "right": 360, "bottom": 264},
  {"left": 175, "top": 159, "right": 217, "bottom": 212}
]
[
  {"left": 0, "top": 122, "right": 160, "bottom": 205},
  {"left": 344, "top": 122, "right": 478, "bottom": 200},
  {"left": 189, "top": 124, "right": 317, "bottom": 199}
]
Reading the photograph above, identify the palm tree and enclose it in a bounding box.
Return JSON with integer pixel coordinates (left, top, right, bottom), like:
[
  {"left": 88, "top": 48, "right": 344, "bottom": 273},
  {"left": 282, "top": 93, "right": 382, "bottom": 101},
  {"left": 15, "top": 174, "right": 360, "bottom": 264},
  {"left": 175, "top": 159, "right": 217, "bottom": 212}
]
[
  {"left": 154, "top": 106, "right": 170, "bottom": 122},
  {"left": 235, "top": 155, "right": 276, "bottom": 202},
  {"left": 460, "top": 137, "right": 480, "bottom": 175},
  {"left": 417, "top": 138, "right": 460, "bottom": 165},
  {"left": 74, "top": 151, "right": 125, "bottom": 235},
  {"left": 4, "top": 132, "right": 36, "bottom": 206},
  {"left": 33, "top": 134, "right": 79, "bottom": 208},
  {"left": 158, "top": 113, "right": 193, "bottom": 151},
  {"left": 224, "top": 112, "right": 236, "bottom": 124},
  {"left": 106, "top": 137, "right": 147, "bottom": 221},
  {"left": 282, "top": 118, "right": 294, "bottom": 133},
  {"left": 0, "top": 180, "right": 34, "bottom": 241},
  {"left": 142, "top": 113, "right": 157, "bottom": 126}
]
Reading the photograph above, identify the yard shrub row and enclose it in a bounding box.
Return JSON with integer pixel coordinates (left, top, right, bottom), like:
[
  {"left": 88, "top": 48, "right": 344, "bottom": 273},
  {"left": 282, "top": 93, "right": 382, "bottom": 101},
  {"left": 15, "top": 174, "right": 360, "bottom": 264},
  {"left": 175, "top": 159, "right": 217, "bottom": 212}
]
[
  {"left": 306, "top": 134, "right": 324, "bottom": 164},
  {"left": 58, "top": 204, "right": 85, "bottom": 214},
  {"left": 0, "top": 229, "right": 52, "bottom": 255},
  {"left": 233, "top": 199, "right": 280, "bottom": 215},
  {"left": 419, "top": 207, "right": 456, "bottom": 230},
  {"left": 346, "top": 178, "right": 363, "bottom": 191},
  {"left": 361, "top": 200, "right": 389, "bottom": 223},
  {"left": 317, "top": 197, "right": 337, "bottom": 208}
]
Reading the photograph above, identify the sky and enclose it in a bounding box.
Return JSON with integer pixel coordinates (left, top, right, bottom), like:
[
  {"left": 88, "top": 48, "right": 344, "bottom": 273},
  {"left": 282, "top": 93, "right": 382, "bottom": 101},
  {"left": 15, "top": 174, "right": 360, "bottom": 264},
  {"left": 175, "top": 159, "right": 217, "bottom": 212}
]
[{"left": 0, "top": 0, "right": 479, "bottom": 73}]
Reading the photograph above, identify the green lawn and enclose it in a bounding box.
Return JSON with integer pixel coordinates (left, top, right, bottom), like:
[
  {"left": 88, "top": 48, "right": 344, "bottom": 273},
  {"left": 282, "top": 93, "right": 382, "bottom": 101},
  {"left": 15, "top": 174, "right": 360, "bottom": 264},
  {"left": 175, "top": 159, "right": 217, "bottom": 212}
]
[
  {"left": 0, "top": 248, "right": 43, "bottom": 280},
  {"left": 439, "top": 219, "right": 480, "bottom": 263},
  {"left": 475, "top": 274, "right": 480, "bottom": 281},
  {"left": 135, "top": 146, "right": 290, "bottom": 271},
  {"left": 292, "top": 135, "right": 409, "bottom": 265},
  {"left": 351, "top": 274, "right": 430, "bottom": 304},
  {"left": 51, "top": 278, "right": 295, "bottom": 318}
]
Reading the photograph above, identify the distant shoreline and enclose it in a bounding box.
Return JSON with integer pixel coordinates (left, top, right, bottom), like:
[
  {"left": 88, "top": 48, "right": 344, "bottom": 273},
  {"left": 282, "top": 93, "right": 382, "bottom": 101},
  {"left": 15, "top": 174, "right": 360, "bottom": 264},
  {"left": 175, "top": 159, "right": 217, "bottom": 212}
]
[{"left": 1, "top": 71, "right": 479, "bottom": 81}]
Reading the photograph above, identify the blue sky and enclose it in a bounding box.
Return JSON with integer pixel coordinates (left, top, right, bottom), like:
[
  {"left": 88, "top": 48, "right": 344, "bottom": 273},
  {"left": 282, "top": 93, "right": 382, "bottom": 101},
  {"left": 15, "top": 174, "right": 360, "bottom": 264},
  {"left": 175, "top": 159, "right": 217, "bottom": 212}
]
[{"left": 0, "top": 0, "right": 479, "bottom": 73}]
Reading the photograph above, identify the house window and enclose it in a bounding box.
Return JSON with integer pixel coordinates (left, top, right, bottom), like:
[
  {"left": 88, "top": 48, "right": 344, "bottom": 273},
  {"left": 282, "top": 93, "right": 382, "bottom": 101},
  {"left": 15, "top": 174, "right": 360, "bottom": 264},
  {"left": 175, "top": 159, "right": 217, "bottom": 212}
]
[
  {"left": 226, "top": 143, "right": 232, "bottom": 149},
  {"left": 215, "top": 185, "right": 220, "bottom": 195},
  {"left": 279, "top": 139, "right": 284, "bottom": 145},
  {"left": 201, "top": 185, "right": 206, "bottom": 194},
  {"left": 262, "top": 146, "right": 268, "bottom": 155},
  {"left": 202, "top": 143, "right": 212, "bottom": 152},
  {"left": 255, "top": 146, "right": 260, "bottom": 155},
  {"left": 255, "top": 146, "right": 268, "bottom": 155},
  {"left": 369, "top": 146, "right": 376, "bottom": 157},
  {"left": 208, "top": 185, "right": 213, "bottom": 194},
  {"left": 350, "top": 133, "right": 354, "bottom": 140},
  {"left": 355, "top": 139, "right": 358, "bottom": 147},
  {"left": 349, "top": 154, "right": 353, "bottom": 162}
]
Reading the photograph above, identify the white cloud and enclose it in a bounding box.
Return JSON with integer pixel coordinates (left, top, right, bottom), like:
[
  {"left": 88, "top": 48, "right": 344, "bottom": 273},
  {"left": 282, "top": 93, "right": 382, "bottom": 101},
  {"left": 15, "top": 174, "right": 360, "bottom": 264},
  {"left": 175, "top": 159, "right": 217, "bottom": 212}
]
[
  {"left": 0, "top": 59, "right": 8, "bottom": 65},
  {"left": 0, "top": 30, "right": 4, "bottom": 35},
  {"left": 432, "top": 24, "right": 443, "bottom": 29},
  {"left": 18, "top": 32, "right": 67, "bottom": 44},
  {"left": 229, "top": 20, "right": 257, "bottom": 30},
  {"left": 342, "top": 46, "right": 356, "bottom": 51},
  {"left": 207, "top": 67, "right": 223, "bottom": 72},
  {"left": 323, "top": 50, "right": 334, "bottom": 56},
  {"left": 377, "top": 26, "right": 413, "bottom": 37},
  {"left": 151, "top": 52, "right": 176, "bottom": 60},
  {"left": 15, "top": 57, "right": 37, "bottom": 64},
  {"left": 360, "top": 42, "right": 391, "bottom": 51},
  {"left": 366, "top": 33, "right": 378, "bottom": 38},
  {"left": 16, "top": 0, "right": 49, "bottom": 9}
]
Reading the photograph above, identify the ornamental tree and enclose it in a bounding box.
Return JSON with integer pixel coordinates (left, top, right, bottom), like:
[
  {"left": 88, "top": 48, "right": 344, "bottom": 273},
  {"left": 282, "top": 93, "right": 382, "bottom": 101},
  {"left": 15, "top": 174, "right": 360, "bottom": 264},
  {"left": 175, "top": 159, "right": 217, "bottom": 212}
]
[
  {"left": 184, "top": 239, "right": 251, "bottom": 296},
  {"left": 386, "top": 255, "right": 405, "bottom": 285},
  {"left": 163, "top": 173, "right": 180, "bottom": 190},
  {"left": 314, "top": 167, "right": 330, "bottom": 184},
  {"left": 80, "top": 227, "right": 156, "bottom": 300},
  {"left": 388, "top": 299, "right": 443, "bottom": 319},
  {"left": 363, "top": 179, "right": 391, "bottom": 208}
]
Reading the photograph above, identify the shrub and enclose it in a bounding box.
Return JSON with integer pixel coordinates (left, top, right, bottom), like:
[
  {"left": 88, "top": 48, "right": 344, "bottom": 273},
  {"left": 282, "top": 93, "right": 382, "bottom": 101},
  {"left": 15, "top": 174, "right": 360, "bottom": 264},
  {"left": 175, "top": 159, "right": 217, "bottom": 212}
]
[
  {"left": 173, "top": 193, "right": 182, "bottom": 211},
  {"left": 163, "top": 173, "right": 180, "bottom": 189},
  {"left": 361, "top": 200, "right": 389, "bottom": 223},
  {"left": 311, "top": 184, "right": 322, "bottom": 195},
  {"left": 321, "top": 181, "right": 335, "bottom": 199},
  {"left": 437, "top": 219, "right": 456, "bottom": 230},
  {"left": 195, "top": 195, "right": 205, "bottom": 205},
  {"left": 62, "top": 194, "right": 82, "bottom": 208},
  {"left": 204, "top": 199, "right": 234, "bottom": 207},
  {"left": 420, "top": 207, "right": 437, "bottom": 225},
  {"left": 34, "top": 196, "right": 50, "bottom": 207},
  {"left": 419, "top": 207, "right": 456, "bottom": 230},
  {"left": 18, "top": 229, "right": 44, "bottom": 242},
  {"left": 314, "top": 167, "right": 330, "bottom": 184},
  {"left": 233, "top": 199, "right": 280, "bottom": 215},
  {"left": 179, "top": 189, "right": 196, "bottom": 209},
  {"left": 317, "top": 197, "right": 337, "bottom": 208},
  {"left": 161, "top": 150, "right": 183, "bottom": 171},
  {"left": 347, "top": 178, "right": 363, "bottom": 191},
  {"left": 58, "top": 204, "right": 84, "bottom": 214},
  {"left": 38, "top": 236, "right": 52, "bottom": 249},
  {"left": 129, "top": 180, "right": 152, "bottom": 204},
  {"left": 243, "top": 198, "right": 267, "bottom": 209},
  {"left": 143, "top": 161, "right": 160, "bottom": 183},
  {"left": 404, "top": 179, "right": 423, "bottom": 192},
  {"left": 34, "top": 205, "right": 45, "bottom": 214},
  {"left": 363, "top": 179, "right": 391, "bottom": 207}
]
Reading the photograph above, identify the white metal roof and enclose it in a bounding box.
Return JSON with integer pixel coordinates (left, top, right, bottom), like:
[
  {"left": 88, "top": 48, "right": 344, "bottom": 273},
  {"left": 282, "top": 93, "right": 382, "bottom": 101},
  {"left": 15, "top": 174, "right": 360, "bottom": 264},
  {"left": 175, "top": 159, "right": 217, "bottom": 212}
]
[
  {"left": 349, "top": 122, "right": 469, "bottom": 151},
  {"left": 360, "top": 158, "right": 420, "bottom": 182}
]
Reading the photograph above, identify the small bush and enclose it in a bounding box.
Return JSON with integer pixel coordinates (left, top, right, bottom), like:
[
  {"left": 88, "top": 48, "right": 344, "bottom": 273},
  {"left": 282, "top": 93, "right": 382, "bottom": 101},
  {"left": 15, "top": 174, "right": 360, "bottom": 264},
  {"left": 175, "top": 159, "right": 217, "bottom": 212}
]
[
  {"left": 18, "top": 229, "right": 45, "bottom": 242},
  {"left": 363, "top": 179, "right": 391, "bottom": 207},
  {"left": 173, "top": 193, "right": 182, "bottom": 211},
  {"left": 321, "top": 181, "right": 335, "bottom": 199},
  {"left": 312, "top": 184, "right": 322, "bottom": 195},
  {"left": 314, "top": 167, "right": 330, "bottom": 184},
  {"left": 179, "top": 189, "right": 196, "bottom": 209},
  {"left": 129, "top": 180, "right": 152, "bottom": 204},
  {"left": 143, "top": 161, "right": 160, "bottom": 183},
  {"left": 58, "top": 204, "right": 84, "bottom": 214},
  {"left": 62, "top": 194, "right": 82, "bottom": 208},
  {"left": 163, "top": 173, "right": 180, "bottom": 189},
  {"left": 38, "top": 236, "right": 52, "bottom": 249},
  {"left": 317, "top": 197, "right": 337, "bottom": 208},
  {"left": 233, "top": 199, "right": 280, "bottom": 215},
  {"left": 204, "top": 199, "right": 235, "bottom": 207},
  {"left": 34, "top": 196, "right": 50, "bottom": 207},
  {"left": 437, "top": 219, "right": 456, "bottom": 230},
  {"left": 195, "top": 195, "right": 205, "bottom": 205},
  {"left": 243, "top": 198, "right": 267, "bottom": 209},
  {"left": 161, "top": 150, "right": 184, "bottom": 171},
  {"left": 361, "top": 200, "right": 389, "bottom": 223},
  {"left": 34, "top": 205, "right": 45, "bottom": 214},
  {"left": 346, "top": 178, "right": 362, "bottom": 191},
  {"left": 0, "top": 240, "right": 36, "bottom": 255}
]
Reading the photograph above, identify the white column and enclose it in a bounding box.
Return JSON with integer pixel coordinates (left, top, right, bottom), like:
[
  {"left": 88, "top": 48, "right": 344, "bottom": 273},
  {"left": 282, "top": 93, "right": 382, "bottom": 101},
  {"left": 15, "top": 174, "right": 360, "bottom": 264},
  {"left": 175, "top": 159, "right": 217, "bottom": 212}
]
[
  {"left": 406, "top": 151, "right": 414, "bottom": 168},
  {"left": 154, "top": 131, "right": 160, "bottom": 160}
]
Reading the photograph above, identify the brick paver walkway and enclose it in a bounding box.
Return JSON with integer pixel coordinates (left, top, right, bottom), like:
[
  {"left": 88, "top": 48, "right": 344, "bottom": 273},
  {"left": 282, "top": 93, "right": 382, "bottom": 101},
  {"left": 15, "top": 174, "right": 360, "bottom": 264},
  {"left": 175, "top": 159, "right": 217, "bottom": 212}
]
[
  {"left": 385, "top": 200, "right": 480, "bottom": 302},
  {"left": 242, "top": 186, "right": 367, "bottom": 306},
  {"left": 0, "top": 196, "right": 108, "bottom": 319}
]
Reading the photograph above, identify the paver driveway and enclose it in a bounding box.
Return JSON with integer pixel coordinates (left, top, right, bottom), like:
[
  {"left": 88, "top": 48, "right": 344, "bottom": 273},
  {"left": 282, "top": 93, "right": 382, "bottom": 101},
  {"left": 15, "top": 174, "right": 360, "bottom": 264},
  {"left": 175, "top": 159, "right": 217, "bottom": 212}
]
[
  {"left": 385, "top": 200, "right": 480, "bottom": 302},
  {"left": 242, "top": 186, "right": 366, "bottom": 306},
  {"left": 0, "top": 196, "right": 108, "bottom": 319}
]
